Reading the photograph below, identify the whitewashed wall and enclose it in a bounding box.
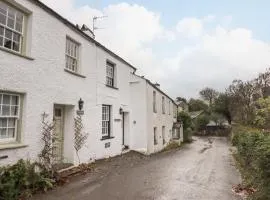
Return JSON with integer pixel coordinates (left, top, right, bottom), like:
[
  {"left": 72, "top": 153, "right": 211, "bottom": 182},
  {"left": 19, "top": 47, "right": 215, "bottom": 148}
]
[
  {"left": 130, "top": 75, "right": 177, "bottom": 155},
  {"left": 0, "top": 0, "right": 135, "bottom": 166},
  {"left": 129, "top": 75, "right": 148, "bottom": 153},
  {"left": 146, "top": 83, "right": 177, "bottom": 154},
  {"left": 0, "top": 0, "right": 177, "bottom": 166}
]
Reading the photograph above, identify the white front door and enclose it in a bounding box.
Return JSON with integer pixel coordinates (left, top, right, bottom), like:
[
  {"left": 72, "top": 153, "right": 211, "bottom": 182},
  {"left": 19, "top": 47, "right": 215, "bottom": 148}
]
[{"left": 53, "top": 106, "right": 64, "bottom": 163}]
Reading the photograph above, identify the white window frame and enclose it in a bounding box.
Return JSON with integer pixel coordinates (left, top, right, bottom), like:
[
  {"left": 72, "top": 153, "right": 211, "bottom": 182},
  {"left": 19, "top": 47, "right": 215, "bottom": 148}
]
[
  {"left": 65, "top": 37, "right": 80, "bottom": 73},
  {"left": 0, "top": 1, "right": 24, "bottom": 53},
  {"left": 153, "top": 91, "right": 157, "bottom": 113},
  {"left": 0, "top": 92, "right": 20, "bottom": 143},
  {"left": 106, "top": 61, "right": 115, "bottom": 87},
  {"left": 102, "top": 105, "right": 111, "bottom": 138}
]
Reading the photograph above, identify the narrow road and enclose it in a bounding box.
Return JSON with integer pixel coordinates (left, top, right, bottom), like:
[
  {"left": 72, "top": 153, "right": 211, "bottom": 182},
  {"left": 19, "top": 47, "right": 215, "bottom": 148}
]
[{"left": 33, "top": 137, "right": 241, "bottom": 200}]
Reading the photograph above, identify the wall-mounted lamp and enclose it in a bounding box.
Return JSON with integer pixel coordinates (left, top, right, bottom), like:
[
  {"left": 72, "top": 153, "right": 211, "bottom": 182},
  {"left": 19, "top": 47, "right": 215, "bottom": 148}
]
[
  {"left": 78, "top": 98, "right": 84, "bottom": 111},
  {"left": 119, "top": 107, "right": 123, "bottom": 115}
]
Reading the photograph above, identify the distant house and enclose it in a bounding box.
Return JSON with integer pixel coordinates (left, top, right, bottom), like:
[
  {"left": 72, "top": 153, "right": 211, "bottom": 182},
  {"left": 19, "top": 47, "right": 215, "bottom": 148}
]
[
  {"left": 205, "top": 120, "right": 230, "bottom": 136},
  {"left": 189, "top": 110, "right": 204, "bottom": 119},
  {"left": 130, "top": 75, "right": 182, "bottom": 154}
]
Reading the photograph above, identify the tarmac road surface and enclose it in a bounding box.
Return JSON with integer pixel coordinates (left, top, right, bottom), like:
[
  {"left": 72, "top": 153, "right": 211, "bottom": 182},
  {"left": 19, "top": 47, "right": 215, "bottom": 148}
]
[{"left": 32, "top": 137, "right": 241, "bottom": 200}]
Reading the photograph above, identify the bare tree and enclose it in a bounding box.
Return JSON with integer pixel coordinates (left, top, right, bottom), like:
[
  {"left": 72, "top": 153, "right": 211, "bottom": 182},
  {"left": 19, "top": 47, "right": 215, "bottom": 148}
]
[
  {"left": 199, "top": 87, "right": 219, "bottom": 106},
  {"left": 213, "top": 93, "right": 233, "bottom": 124},
  {"left": 227, "top": 79, "right": 257, "bottom": 123},
  {"left": 255, "top": 67, "right": 270, "bottom": 98}
]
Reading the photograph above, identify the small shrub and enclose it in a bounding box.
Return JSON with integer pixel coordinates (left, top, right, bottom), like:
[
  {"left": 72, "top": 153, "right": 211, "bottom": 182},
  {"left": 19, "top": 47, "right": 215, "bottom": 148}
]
[
  {"left": 0, "top": 160, "right": 54, "bottom": 200},
  {"left": 162, "top": 141, "right": 181, "bottom": 152}
]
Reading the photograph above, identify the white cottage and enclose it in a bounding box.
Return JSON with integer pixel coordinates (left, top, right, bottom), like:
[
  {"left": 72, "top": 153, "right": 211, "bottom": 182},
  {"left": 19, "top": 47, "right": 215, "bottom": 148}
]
[
  {"left": 130, "top": 74, "right": 182, "bottom": 154},
  {"left": 0, "top": 0, "right": 180, "bottom": 167}
]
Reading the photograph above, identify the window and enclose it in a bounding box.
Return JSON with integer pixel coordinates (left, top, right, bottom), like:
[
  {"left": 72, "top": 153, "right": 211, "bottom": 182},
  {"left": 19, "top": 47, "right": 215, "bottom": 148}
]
[
  {"left": 162, "top": 96, "right": 165, "bottom": 114},
  {"left": 0, "top": 1, "right": 24, "bottom": 53},
  {"left": 153, "top": 91, "right": 157, "bottom": 113},
  {"left": 65, "top": 37, "right": 79, "bottom": 73},
  {"left": 102, "top": 105, "right": 111, "bottom": 138},
  {"left": 154, "top": 127, "right": 157, "bottom": 145},
  {"left": 169, "top": 100, "right": 171, "bottom": 115},
  {"left": 172, "top": 128, "right": 180, "bottom": 139},
  {"left": 106, "top": 61, "right": 115, "bottom": 87},
  {"left": 0, "top": 92, "right": 20, "bottom": 142},
  {"left": 162, "top": 126, "right": 165, "bottom": 145},
  {"left": 173, "top": 104, "right": 177, "bottom": 118}
]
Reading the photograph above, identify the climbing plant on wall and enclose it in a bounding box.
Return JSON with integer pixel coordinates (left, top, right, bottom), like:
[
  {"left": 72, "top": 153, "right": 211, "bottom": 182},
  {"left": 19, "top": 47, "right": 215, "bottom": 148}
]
[
  {"left": 39, "top": 113, "right": 56, "bottom": 173},
  {"left": 74, "top": 114, "right": 89, "bottom": 164}
]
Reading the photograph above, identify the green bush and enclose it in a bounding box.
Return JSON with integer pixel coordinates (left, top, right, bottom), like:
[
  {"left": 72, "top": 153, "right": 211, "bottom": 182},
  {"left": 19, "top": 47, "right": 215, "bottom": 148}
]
[
  {"left": 0, "top": 159, "right": 54, "bottom": 200},
  {"left": 194, "top": 113, "right": 210, "bottom": 131},
  {"left": 178, "top": 111, "right": 192, "bottom": 131},
  {"left": 232, "top": 127, "right": 270, "bottom": 200}
]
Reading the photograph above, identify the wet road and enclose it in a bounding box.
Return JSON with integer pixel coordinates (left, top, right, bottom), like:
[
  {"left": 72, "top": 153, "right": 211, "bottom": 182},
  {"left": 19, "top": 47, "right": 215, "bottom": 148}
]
[{"left": 33, "top": 137, "right": 241, "bottom": 200}]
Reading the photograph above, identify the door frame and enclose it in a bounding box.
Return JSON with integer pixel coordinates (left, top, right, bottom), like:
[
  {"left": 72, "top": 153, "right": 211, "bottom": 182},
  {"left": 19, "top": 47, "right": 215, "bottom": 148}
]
[
  {"left": 122, "top": 113, "right": 125, "bottom": 145},
  {"left": 122, "top": 112, "right": 130, "bottom": 148},
  {"left": 53, "top": 105, "right": 65, "bottom": 163}
]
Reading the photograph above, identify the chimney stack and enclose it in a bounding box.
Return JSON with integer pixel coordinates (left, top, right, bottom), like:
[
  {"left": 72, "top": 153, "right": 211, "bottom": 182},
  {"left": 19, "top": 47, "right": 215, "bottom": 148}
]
[
  {"left": 154, "top": 83, "right": 160, "bottom": 89},
  {"left": 81, "top": 24, "right": 95, "bottom": 39}
]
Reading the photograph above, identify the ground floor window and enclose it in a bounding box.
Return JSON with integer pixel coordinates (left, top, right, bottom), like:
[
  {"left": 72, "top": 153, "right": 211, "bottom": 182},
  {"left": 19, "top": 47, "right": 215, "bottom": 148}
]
[
  {"left": 154, "top": 127, "right": 158, "bottom": 145},
  {"left": 0, "top": 92, "right": 20, "bottom": 142},
  {"left": 102, "top": 105, "right": 111, "bottom": 138},
  {"left": 162, "top": 126, "right": 165, "bottom": 144}
]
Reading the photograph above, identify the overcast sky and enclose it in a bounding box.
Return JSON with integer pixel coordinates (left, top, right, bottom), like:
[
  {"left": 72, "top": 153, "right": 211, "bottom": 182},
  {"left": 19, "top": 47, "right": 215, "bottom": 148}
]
[{"left": 40, "top": 0, "right": 270, "bottom": 98}]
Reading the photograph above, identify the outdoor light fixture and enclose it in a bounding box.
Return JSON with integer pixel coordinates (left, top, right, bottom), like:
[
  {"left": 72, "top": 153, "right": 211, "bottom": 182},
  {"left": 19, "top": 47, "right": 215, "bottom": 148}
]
[
  {"left": 119, "top": 107, "right": 123, "bottom": 115},
  {"left": 78, "top": 98, "right": 84, "bottom": 111}
]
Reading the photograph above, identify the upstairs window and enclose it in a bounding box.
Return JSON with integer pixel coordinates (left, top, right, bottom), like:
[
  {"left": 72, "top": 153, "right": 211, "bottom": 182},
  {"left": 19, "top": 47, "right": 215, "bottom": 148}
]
[
  {"left": 0, "top": 92, "right": 20, "bottom": 142},
  {"left": 173, "top": 105, "right": 177, "bottom": 118},
  {"left": 65, "top": 37, "right": 79, "bottom": 73},
  {"left": 106, "top": 61, "right": 115, "bottom": 87},
  {"left": 162, "top": 96, "right": 165, "bottom": 114},
  {"left": 169, "top": 100, "right": 171, "bottom": 115},
  {"left": 0, "top": 1, "right": 24, "bottom": 53},
  {"left": 153, "top": 91, "right": 157, "bottom": 113}
]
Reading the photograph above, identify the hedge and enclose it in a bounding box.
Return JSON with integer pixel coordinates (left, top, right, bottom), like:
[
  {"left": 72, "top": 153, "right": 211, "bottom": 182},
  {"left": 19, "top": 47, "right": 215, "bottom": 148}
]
[{"left": 232, "top": 126, "right": 270, "bottom": 200}]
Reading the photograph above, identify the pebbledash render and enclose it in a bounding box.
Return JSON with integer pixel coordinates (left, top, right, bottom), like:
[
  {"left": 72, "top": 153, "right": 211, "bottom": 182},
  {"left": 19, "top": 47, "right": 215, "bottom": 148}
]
[{"left": 0, "top": 0, "right": 183, "bottom": 166}]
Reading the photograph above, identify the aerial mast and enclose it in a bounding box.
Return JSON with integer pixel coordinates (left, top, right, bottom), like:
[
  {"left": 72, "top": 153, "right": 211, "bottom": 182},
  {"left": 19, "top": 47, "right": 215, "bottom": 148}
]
[{"left": 92, "top": 15, "right": 108, "bottom": 39}]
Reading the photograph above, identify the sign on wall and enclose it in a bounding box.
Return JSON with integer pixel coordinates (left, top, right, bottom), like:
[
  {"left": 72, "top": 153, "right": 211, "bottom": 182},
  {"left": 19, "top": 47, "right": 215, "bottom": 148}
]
[{"left": 105, "top": 142, "right": 110, "bottom": 148}]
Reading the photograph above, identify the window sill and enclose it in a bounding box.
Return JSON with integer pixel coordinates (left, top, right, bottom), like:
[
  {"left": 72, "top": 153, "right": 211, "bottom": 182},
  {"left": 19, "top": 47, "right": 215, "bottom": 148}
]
[
  {"left": 100, "top": 136, "right": 115, "bottom": 141},
  {"left": 64, "top": 69, "right": 86, "bottom": 78},
  {"left": 0, "top": 143, "right": 28, "bottom": 150},
  {"left": 106, "top": 85, "right": 119, "bottom": 90},
  {"left": 0, "top": 46, "right": 34, "bottom": 60}
]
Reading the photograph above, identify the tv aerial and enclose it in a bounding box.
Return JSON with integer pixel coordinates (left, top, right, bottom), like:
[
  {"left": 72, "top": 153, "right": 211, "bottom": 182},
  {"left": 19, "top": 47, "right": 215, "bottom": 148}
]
[{"left": 92, "top": 15, "right": 108, "bottom": 38}]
